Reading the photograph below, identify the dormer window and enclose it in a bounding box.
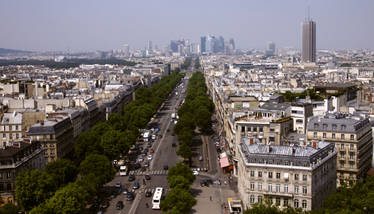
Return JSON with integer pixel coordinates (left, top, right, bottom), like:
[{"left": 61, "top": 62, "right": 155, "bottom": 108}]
[
  {"left": 314, "top": 123, "right": 319, "bottom": 129},
  {"left": 323, "top": 124, "right": 328, "bottom": 129},
  {"left": 332, "top": 124, "right": 337, "bottom": 130},
  {"left": 341, "top": 125, "right": 346, "bottom": 131}
]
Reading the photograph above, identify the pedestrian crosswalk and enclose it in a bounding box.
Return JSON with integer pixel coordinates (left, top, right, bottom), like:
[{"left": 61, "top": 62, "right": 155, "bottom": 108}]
[
  {"left": 141, "top": 187, "right": 170, "bottom": 194},
  {"left": 129, "top": 169, "right": 168, "bottom": 176}
]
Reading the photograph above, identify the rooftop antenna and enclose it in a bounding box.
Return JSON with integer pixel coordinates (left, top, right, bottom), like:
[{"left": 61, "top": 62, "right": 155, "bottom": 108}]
[{"left": 308, "top": 6, "right": 310, "bottom": 21}]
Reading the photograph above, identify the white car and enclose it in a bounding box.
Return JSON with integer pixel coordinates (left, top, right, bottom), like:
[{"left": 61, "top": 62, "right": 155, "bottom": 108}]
[
  {"left": 193, "top": 170, "right": 199, "bottom": 176},
  {"left": 138, "top": 157, "right": 144, "bottom": 162},
  {"left": 147, "top": 155, "right": 153, "bottom": 160}
]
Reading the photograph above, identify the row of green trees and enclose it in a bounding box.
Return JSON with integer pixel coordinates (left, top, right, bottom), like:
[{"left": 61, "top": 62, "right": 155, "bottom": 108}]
[
  {"left": 173, "top": 72, "right": 214, "bottom": 163},
  {"left": 278, "top": 89, "right": 324, "bottom": 102},
  {"left": 12, "top": 70, "right": 183, "bottom": 213},
  {"left": 181, "top": 57, "right": 192, "bottom": 70},
  {"left": 244, "top": 176, "right": 374, "bottom": 214},
  {"left": 161, "top": 162, "right": 196, "bottom": 213},
  {"left": 194, "top": 57, "right": 201, "bottom": 69}
]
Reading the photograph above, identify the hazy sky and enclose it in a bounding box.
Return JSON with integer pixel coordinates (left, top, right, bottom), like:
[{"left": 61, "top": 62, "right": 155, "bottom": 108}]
[{"left": 0, "top": 0, "right": 373, "bottom": 51}]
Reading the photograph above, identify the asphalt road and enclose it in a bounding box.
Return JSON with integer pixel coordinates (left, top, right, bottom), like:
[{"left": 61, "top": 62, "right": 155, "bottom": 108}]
[{"left": 102, "top": 75, "right": 188, "bottom": 214}]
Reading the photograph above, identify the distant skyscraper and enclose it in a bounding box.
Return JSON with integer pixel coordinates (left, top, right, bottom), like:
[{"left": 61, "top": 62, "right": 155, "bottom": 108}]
[
  {"left": 170, "top": 40, "right": 179, "bottom": 52},
  {"left": 267, "top": 41, "right": 276, "bottom": 56},
  {"left": 147, "top": 40, "right": 153, "bottom": 52},
  {"left": 302, "top": 20, "right": 316, "bottom": 62},
  {"left": 229, "top": 38, "right": 235, "bottom": 50},
  {"left": 123, "top": 44, "right": 130, "bottom": 56},
  {"left": 200, "top": 36, "right": 207, "bottom": 53}
]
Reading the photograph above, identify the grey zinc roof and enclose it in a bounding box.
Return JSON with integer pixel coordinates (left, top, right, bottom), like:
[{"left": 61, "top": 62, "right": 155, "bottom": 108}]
[
  {"left": 241, "top": 137, "right": 329, "bottom": 157},
  {"left": 307, "top": 112, "right": 368, "bottom": 133}
]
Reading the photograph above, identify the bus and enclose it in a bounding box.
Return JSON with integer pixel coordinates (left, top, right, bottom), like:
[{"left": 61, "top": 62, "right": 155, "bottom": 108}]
[
  {"left": 119, "top": 165, "right": 128, "bottom": 176},
  {"left": 152, "top": 187, "right": 163, "bottom": 209}
]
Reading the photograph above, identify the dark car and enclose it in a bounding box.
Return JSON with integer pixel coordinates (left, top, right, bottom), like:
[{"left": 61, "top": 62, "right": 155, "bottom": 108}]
[
  {"left": 116, "top": 201, "right": 124, "bottom": 210},
  {"left": 144, "top": 161, "right": 149, "bottom": 167},
  {"left": 127, "top": 192, "right": 135, "bottom": 201},
  {"left": 147, "top": 143, "right": 152, "bottom": 148},
  {"left": 128, "top": 174, "right": 135, "bottom": 182},
  {"left": 144, "top": 148, "right": 149, "bottom": 153},
  {"left": 115, "top": 182, "right": 121, "bottom": 188},
  {"left": 145, "top": 190, "right": 152, "bottom": 197},
  {"left": 163, "top": 165, "right": 169, "bottom": 170},
  {"left": 122, "top": 188, "right": 129, "bottom": 195},
  {"left": 133, "top": 181, "right": 140, "bottom": 189},
  {"left": 172, "top": 142, "right": 176, "bottom": 147},
  {"left": 145, "top": 174, "right": 151, "bottom": 180},
  {"left": 134, "top": 163, "right": 141, "bottom": 170}
]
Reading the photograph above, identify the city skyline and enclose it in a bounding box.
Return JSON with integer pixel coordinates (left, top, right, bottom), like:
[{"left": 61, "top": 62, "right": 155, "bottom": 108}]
[{"left": 0, "top": 0, "right": 373, "bottom": 51}]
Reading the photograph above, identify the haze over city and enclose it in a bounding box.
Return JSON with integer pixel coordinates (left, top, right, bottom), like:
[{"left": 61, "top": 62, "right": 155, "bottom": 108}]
[{"left": 0, "top": 0, "right": 373, "bottom": 51}]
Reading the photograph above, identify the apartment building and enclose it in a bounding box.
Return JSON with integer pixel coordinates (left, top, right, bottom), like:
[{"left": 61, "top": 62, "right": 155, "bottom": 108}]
[
  {"left": 306, "top": 112, "right": 372, "bottom": 186},
  {"left": 238, "top": 138, "right": 337, "bottom": 211},
  {"left": 0, "top": 112, "right": 23, "bottom": 144},
  {"left": 291, "top": 103, "right": 313, "bottom": 134},
  {"left": 27, "top": 116, "right": 74, "bottom": 163},
  {"left": 0, "top": 140, "right": 45, "bottom": 203}
]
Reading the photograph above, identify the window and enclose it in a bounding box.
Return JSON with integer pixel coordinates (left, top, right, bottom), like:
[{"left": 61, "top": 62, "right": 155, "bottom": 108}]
[
  {"left": 253, "top": 127, "right": 257, "bottom": 132},
  {"left": 0, "top": 183, "right": 3, "bottom": 191},
  {"left": 340, "top": 161, "right": 345, "bottom": 167},
  {"left": 250, "top": 182, "right": 255, "bottom": 191},
  {"left": 284, "top": 184, "right": 288, "bottom": 193},
  {"left": 340, "top": 152, "right": 345, "bottom": 158},
  {"left": 303, "top": 175, "right": 307, "bottom": 181},
  {"left": 258, "top": 171, "right": 262, "bottom": 177},
  {"left": 9, "top": 126, "right": 12, "bottom": 131},
  {"left": 259, "top": 127, "right": 263, "bottom": 132},
  {"left": 294, "top": 185, "right": 299, "bottom": 194},
  {"left": 258, "top": 182, "right": 262, "bottom": 191},
  {"left": 2, "top": 134, "right": 5, "bottom": 138},
  {"left": 332, "top": 124, "right": 337, "bottom": 130},
  {"left": 276, "top": 197, "right": 281, "bottom": 205},
  {"left": 276, "top": 172, "right": 281, "bottom": 179},
  {"left": 284, "top": 198, "right": 288, "bottom": 206},
  {"left": 269, "top": 136, "right": 275, "bottom": 142},
  {"left": 302, "top": 186, "right": 307, "bottom": 194},
  {"left": 16, "top": 133, "right": 19, "bottom": 138},
  {"left": 350, "top": 163, "right": 354, "bottom": 169},
  {"left": 332, "top": 133, "right": 336, "bottom": 139},
  {"left": 294, "top": 174, "right": 299, "bottom": 181},
  {"left": 341, "top": 144, "right": 344, "bottom": 149},
  {"left": 241, "top": 126, "right": 245, "bottom": 132},
  {"left": 268, "top": 183, "right": 272, "bottom": 192},
  {"left": 296, "top": 119, "right": 303, "bottom": 124},
  {"left": 258, "top": 196, "right": 262, "bottom": 203},
  {"left": 349, "top": 152, "right": 355, "bottom": 159},
  {"left": 323, "top": 124, "right": 328, "bottom": 129},
  {"left": 341, "top": 125, "right": 346, "bottom": 130},
  {"left": 276, "top": 184, "right": 280, "bottom": 192},
  {"left": 350, "top": 135, "right": 354, "bottom": 140},
  {"left": 313, "top": 132, "right": 317, "bottom": 138},
  {"left": 302, "top": 200, "right": 307, "bottom": 209},
  {"left": 268, "top": 172, "right": 273, "bottom": 178},
  {"left": 270, "top": 127, "right": 275, "bottom": 132},
  {"left": 294, "top": 199, "right": 299, "bottom": 208},
  {"left": 15, "top": 125, "right": 18, "bottom": 130},
  {"left": 314, "top": 123, "right": 319, "bottom": 129},
  {"left": 350, "top": 144, "right": 354, "bottom": 150},
  {"left": 250, "top": 195, "right": 255, "bottom": 204},
  {"left": 323, "top": 133, "right": 326, "bottom": 138},
  {"left": 250, "top": 170, "right": 255, "bottom": 177},
  {"left": 6, "top": 183, "right": 11, "bottom": 191},
  {"left": 341, "top": 134, "right": 345, "bottom": 140}
]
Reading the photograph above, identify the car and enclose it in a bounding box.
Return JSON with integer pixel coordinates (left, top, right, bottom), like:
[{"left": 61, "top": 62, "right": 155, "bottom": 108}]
[
  {"left": 143, "top": 150, "right": 147, "bottom": 155},
  {"left": 150, "top": 149, "right": 154, "bottom": 153},
  {"left": 172, "top": 142, "right": 176, "bottom": 147},
  {"left": 147, "top": 143, "right": 152, "bottom": 148},
  {"left": 133, "top": 181, "right": 140, "bottom": 189},
  {"left": 126, "top": 192, "right": 135, "bottom": 201},
  {"left": 128, "top": 174, "right": 135, "bottom": 182},
  {"left": 101, "top": 201, "right": 110, "bottom": 209},
  {"left": 147, "top": 155, "right": 153, "bottom": 160},
  {"left": 200, "top": 180, "right": 209, "bottom": 187},
  {"left": 193, "top": 170, "right": 199, "bottom": 176},
  {"left": 213, "top": 180, "right": 221, "bottom": 185},
  {"left": 138, "top": 157, "right": 144, "bottom": 162},
  {"left": 116, "top": 201, "right": 124, "bottom": 210},
  {"left": 199, "top": 155, "right": 203, "bottom": 161},
  {"left": 174, "top": 120, "right": 177, "bottom": 124},
  {"left": 163, "top": 165, "right": 169, "bottom": 170},
  {"left": 145, "top": 174, "right": 151, "bottom": 180},
  {"left": 144, "top": 148, "right": 149, "bottom": 153},
  {"left": 115, "top": 182, "right": 121, "bottom": 188},
  {"left": 123, "top": 188, "right": 129, "bottom": 195},
  {"left": 144, "top": 161, "right": 149, "bottom": 167},
  {"left": 134, "top": 163, "right": 141, "bottom": 170},
  {"left": 145, "top": 190, "right": 152, "bottom": 197}
]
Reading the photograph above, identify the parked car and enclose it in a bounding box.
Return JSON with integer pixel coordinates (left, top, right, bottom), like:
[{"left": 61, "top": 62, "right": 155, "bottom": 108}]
[
  {"left": 101, "top": 201, "right": 110, "bottom": 209},
  {"left": 116, "top": 201, "right": 124, "bottom": 210},
  {"left": 123, "top": 188, "right": 129, "bottom": 195},
  {"left": 150, "top": 149, "right": 154, "bottom": 153},
  {"left": 193, "top": 170, "right": 199, "bottom": 176},
  {"left": 128, "top": 174, "right": 135, "bottom": 182},
  {"left": 138, "top": 157, "right": 144, "bottom": 162},
  {"left": 145, "top": 174, "right": 151, "bottom": 180},
  {"left": 172, "top": 142, "right": 176, "bottom": 147},
  {"left": 163, "top": 165, "right": 169, "bottom": 170},
  {"left": 147, "top": 155, "right": 153, "bottom": 160},
  {"left": 134, "top": 163, "right": 141, "bottom": 170},
  {"left": 144, "top": 161, "right": 149, "bottom": 167}
]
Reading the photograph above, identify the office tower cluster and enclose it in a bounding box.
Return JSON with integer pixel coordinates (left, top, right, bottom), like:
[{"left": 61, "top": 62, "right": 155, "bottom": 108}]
[
  {"left": 169, "top": 39, "right": 199, "bottom": 56},
  {"left": 200, "top": 35, "right": 235, "bottom": 55}
]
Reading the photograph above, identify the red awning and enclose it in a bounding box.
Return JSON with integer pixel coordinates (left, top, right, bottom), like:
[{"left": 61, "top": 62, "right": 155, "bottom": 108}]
[{"left": 220, "top": 156, "right": 230, "bottom": 168}]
